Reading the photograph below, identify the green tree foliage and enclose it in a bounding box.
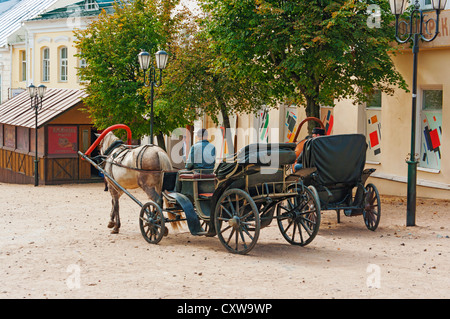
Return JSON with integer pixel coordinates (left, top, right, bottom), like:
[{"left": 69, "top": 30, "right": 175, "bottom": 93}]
[
  {"left": 159, "top": 8, "right": 279, "bottom": 152},
  {"left": 74, "top": 0, "right": 191, "bottom": 141},
  {"left": 200, "top": 0, "right": 408, "bottom": 131}
]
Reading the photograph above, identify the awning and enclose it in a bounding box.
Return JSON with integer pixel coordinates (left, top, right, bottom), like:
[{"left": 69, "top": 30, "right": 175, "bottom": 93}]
[{"left": 0, "top": 88, "right": 88, "bottom": 128}]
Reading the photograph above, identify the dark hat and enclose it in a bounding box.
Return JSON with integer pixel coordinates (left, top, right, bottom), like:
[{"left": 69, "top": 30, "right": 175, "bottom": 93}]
[
  {"left": 312, "top": 127, "right": 325, "bottom": 135},
  {"left": 196, "top": 128, "right": 208, "bottom": 138}
]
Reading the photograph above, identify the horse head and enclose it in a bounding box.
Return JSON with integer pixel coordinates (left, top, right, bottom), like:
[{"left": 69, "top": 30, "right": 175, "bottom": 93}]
[{"left": 97, "top": 132, "right": 120, "bottom": 155}]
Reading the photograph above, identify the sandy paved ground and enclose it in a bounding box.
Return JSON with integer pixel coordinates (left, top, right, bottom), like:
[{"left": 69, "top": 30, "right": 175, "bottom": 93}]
[{"left": 0, "top": 182, "right": 449, "bottom": 299}]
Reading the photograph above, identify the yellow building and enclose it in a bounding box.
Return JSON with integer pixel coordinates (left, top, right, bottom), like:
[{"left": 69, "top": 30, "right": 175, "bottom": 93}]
[
  {"left": 317, "top": 9, "right": 447, "bottom": 200},
  {"left": 7, "top": 0, "right": 113, "bottom": 91},
  {"left": 9, "top": 30, "right": 82, "bottom": 90}
]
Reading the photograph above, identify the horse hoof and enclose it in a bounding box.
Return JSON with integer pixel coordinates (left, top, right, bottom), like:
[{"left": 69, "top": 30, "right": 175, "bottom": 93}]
[
  {"left": 111, "top": 228, "right": 119, "bottom": 234},
  {"left": 107, "top": 221, "right": 115, "bottom": 229},
  {"left": 164, "top": 227, "right": 169, "bottom": 237}
]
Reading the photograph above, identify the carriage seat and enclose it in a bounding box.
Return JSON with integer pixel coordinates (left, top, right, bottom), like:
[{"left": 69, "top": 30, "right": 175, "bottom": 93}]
[
  {"left": 236, "top": 143, "right": 297, "bottom": 166},
  {"left": 302, "top": 134, "right": 367, "bottom": 186},
  {"left": 176, "top": 169, "right": 216, "bottom": 198},
  {"left": 179, "top": 172, "right": 216, "bottom": 180}
]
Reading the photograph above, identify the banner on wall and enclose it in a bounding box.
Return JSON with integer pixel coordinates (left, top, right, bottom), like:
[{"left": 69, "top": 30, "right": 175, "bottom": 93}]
[
  {"left": 285, "top": 109, "right": 297, "bottom": 142},
  {"left": 48, "top": 126, "right": 78, "bottom": 155},
  {"left": 420, "top": 112, "right": 442, "bottom": 170},
  {"left": 258, "top": 109, "right": 269, "bottom": 143},
  {"left": 366, "top": 109, "right": 382, "bottom": 162},
  {"left": 320, "top": 107, "right": 334, "bottom": 136}
]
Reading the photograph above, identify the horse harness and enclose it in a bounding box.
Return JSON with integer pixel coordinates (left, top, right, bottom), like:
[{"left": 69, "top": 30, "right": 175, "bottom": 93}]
[{"left": 95, "top": 141, "right": 163, "bottom": 173}]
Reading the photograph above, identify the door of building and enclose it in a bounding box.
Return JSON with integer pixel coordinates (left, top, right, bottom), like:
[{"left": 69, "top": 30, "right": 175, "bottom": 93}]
[{"left": 79, "top": 125, "right": 92, "bottom": 180}]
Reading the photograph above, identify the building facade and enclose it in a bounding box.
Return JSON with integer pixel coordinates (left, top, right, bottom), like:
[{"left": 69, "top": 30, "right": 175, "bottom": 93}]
[
  {"left": 192, "top": 6, "right": 450, "bottom": 200},
  {"left": 0, "top": 0, "right": 114, "bottom": 184},
  {"left": 0, "top": 0, "right": 64, "bottom": 103},
  {"left": 7, "top": 0, "right": 113, "bottom": 92}
]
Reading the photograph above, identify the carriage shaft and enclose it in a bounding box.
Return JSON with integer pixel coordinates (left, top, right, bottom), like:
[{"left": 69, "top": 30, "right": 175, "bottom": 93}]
[{"left": 78, "top": 151, "right": 144, "bottom": 208}]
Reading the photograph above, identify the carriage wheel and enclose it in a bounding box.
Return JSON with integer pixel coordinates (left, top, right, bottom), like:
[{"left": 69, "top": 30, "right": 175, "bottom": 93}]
[
  {"left": 363, "top": 183, "right": 381, "bottom": 231},
  {"left": 139, "top": 201, "right": 166, "bottom": 244},
  {"left": 214, "top": 189, "right": 260, "bottom": 255},
  {"left": 277, "top": 185, "right": 321, "bottom": 246}
]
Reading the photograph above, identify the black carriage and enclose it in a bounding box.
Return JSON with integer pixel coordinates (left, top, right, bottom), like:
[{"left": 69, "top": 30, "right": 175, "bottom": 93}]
[
  {"left": 140, "top": 142, "right": 322, "bottom": 254},
  {"left": 299, "top": 134, "right": 381, "bottom": 231}
]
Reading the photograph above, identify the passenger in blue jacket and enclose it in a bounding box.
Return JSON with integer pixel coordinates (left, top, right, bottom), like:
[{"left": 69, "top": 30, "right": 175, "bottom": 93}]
[{"left": 185, "top": 129, "right": 216, "bottom": 171}]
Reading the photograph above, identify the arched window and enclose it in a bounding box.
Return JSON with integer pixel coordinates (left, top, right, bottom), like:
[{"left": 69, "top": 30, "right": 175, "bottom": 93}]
[
  {"left": 59, "top": 46, "right": 68, "bottom": 82},
  {"left": 42, "top": 47, "right": 50, "bottom": 82}
]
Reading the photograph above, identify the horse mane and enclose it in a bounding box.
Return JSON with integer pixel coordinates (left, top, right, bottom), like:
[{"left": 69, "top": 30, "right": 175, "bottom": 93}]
[{"left": 101, "top": 132, "right": 120, "bottom": 154}]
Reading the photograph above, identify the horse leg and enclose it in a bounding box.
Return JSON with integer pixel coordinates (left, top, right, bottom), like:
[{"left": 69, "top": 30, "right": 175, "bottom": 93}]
[
  {"left": 111, "top": 196, "right": 121, "bottom": 234},
  {"left": 108, "top": 184, "right": 122, "bottom": 234}
]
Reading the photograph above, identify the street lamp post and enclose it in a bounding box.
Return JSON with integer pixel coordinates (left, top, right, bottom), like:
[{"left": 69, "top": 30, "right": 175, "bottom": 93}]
[
  {"left": 389, "top": 0, "right": 447, "bottom": 226},
  {"left": 137, "top": 49, "right": 169, "bottom": 145},
  {"left": 27, "top": 84, "right": 47, "bottom": 187}
]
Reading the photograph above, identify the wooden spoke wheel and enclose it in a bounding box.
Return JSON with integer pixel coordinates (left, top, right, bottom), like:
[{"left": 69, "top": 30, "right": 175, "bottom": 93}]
[
  {"left": 139, "top": 201, "right": 166, "bottom": 244},
  {"left": 276, "top": 185, "right": 321, "bottom": 246},
  {"left": 363, "top": 183, "right": 381, "bottom": 231},
  {"left": 214, "top": 189, "right": 260, "bottom": 255}
]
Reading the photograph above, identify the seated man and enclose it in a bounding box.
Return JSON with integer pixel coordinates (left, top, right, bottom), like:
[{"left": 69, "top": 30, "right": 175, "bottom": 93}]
[
  {"left": 185, "top": 128, "right": 216, "bottom": 171},
  {"left": 294, "top": 127, "right": 325, "bottom": 172}
]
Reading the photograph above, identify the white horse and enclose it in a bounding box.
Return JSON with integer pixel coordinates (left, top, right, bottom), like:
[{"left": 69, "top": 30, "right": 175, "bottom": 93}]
[{"left": 98, "top": 132, "right": 179, "bottom": 234}]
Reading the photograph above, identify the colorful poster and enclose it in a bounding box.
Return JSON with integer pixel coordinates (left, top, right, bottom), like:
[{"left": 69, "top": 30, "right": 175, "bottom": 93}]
[
  {"left": 420, "top": 111, "right": 442, "bottom": 170},
  {"left": 258, "top": 109, "right": 269, "bottom": 143},
  {"left": 320, "top": 107, "right": 334, "bottom": 136},
  {"left": 366, "top": 109, "right": 382, "bottom": 162},
  {"left": 285, "top": 109, "right": 297, "bottom": 142},
  {"left": 48, "top": 126, "right": 78, "bottom": 155}
]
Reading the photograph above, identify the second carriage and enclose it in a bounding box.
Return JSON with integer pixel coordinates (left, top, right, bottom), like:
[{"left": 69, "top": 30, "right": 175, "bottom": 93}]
[{"left": 140, "top": 142, "right": 321, "bottom": 254}]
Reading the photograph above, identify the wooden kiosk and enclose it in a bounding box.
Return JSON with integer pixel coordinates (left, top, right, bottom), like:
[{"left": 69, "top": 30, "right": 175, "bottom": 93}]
[{"left": 0, "top": 88, "right": 99, "bottom": 185}]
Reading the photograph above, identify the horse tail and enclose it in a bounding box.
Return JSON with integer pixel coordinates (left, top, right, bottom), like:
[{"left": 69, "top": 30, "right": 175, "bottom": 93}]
[{"left": 157, "top": 150, "right": 173, "bottom": 171}]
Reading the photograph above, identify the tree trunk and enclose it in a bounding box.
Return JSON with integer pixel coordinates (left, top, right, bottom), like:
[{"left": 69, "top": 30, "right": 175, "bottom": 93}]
[
  {"left": 219, "top": 102, "right": 234, "bottom": 156},
  {"left": 305, "top": 92, "right": 321, "bottom": 134},
  {"left": 293, "top": 75, "right": 322, "bottom": 134}
]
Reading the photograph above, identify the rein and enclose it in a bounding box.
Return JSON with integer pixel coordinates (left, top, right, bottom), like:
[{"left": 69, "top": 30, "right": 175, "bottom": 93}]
[
  {"left": 104, "top": 140, "right": 124, "bottom": 156},
  {"left": 105, "top": 161, "right": 163, "bottom": 173}
]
